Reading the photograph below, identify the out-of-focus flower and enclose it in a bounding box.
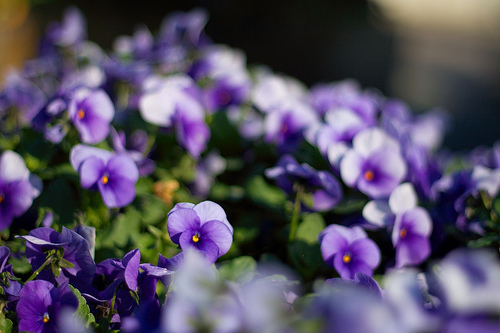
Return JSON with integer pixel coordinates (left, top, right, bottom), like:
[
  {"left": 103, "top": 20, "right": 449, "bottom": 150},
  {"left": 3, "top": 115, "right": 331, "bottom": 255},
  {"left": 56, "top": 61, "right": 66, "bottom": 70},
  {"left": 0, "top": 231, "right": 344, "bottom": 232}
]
[
  {"left": 153, "top": 179, "right": 180, "bottom": 205},
  {"left": 139, "top": 74, "right": 209, "bottom": 158},
  {"left": 44, "top": 6, "right": 87, "bottom": 48},
  {"left": 110, "top": 128, "right": 156, "bottom": 177},
  {"left": 266, "top": 154, "right": 342, "bottom": 212},
  {"left": 16, "top": 280, "right": 79, "bottom": 333},
  {"left": 167, "top": 201, "right": 233, "bottom": 264},
  {"left": 191, "top": 151, "right": 226, "bottom": 197},
  {"left": 70, "top": 144, "right": 139, "bottom": 208},
  {"left": 340, "top": 127, "right": 407, "bottom": 198},
  {"left": 68, "top": 88, "right": 115, "bottom": 144},
  {"left": 318, "top": 224, "right": 380, "bottom": 279},
  {"left": 0, "top": 150, "right": 42, "bottom": 230}
]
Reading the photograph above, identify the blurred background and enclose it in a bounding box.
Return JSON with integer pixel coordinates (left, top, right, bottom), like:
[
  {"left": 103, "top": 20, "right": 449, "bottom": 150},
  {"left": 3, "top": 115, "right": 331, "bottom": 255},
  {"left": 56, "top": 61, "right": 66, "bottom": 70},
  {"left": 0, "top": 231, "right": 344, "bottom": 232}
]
[{"left": 1, "top": 0, "right": 499, "bottom": 151}]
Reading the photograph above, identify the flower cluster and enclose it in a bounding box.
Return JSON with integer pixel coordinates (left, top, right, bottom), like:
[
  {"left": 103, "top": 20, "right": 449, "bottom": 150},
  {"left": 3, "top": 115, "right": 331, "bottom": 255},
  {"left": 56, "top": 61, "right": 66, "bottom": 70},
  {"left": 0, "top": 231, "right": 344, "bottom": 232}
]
[{"left": 0, "top": 6, "right": 499, "bottom": 332}]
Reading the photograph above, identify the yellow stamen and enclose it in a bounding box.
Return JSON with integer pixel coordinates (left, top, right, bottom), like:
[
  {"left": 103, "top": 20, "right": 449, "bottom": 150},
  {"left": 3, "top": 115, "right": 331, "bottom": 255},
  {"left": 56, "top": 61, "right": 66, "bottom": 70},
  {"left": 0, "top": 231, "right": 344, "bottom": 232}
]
[
  {"left": 400, "top": 228, "right": 407, "bottom": 239},
  {"left": 42, "top": 313, "right": 50, "bottom": 323},
  {"left": 364, "top": 170, "right": 374, "bottom": 181},
  {"left": 0, "top": 195, "right": 3, "bottom": 203},
  {"left": 342, "top": 254, "right": 351, "bottom": 264},
  {"left": 101, "top": 175, "right": 109, "bottom": 184},
  {"left": 77, "top": 109, "right": 85, "bottom": 119},
  {"left": 192, "top": 233, "right": 200, "bottom": 243}
]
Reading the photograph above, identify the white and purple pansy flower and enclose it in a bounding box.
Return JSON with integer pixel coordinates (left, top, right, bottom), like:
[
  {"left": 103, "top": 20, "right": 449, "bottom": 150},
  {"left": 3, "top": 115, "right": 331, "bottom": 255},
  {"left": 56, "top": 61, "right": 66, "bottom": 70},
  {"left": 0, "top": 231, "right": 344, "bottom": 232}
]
[
  {"left": 340, "top": 127, "right": 407, "bottom": 199},
  {"left": 167, "top": 201, "right": 233, "bottom": 264}
]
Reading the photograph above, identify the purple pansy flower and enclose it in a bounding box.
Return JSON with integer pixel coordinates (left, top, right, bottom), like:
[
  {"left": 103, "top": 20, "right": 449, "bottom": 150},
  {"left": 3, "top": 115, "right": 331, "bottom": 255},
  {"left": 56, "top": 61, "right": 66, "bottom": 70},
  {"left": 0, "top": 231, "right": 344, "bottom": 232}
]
[
  {"left": 167, "top": 201, "right": 233, "bottom": 264},
  {"left": 265, "top": 154, "right": 343, "bottom": 212},
  {"left": 16, "top": 280, "right": 79, "bottom": 333},
  {"left": 19, "top": 227, "right": 96, "bottom": 289},
  {"left": 68, "top": 87, "right": 115, "bottom": 144},
  {"left": 0, "top": 150, "right": 42, "bottom": 230},
  {"left": 340, "top": 127, "right": 407, "bottom": 198},
  {"left": 363, "top": 183, "right": 433, "bottom": 267},
  {"left": 70, "top": 144, "right": 139, "bottom": 208},
  {"left": 318, "top": 224, "right": 380, "bottom": 279}
]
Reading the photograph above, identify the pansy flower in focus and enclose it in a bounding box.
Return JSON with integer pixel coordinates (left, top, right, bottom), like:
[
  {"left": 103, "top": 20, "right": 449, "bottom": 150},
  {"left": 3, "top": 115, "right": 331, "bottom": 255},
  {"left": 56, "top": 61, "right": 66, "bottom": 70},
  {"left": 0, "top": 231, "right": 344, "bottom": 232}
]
[{"left": 167, "top": 201, "right": 233, "bottom": 264}]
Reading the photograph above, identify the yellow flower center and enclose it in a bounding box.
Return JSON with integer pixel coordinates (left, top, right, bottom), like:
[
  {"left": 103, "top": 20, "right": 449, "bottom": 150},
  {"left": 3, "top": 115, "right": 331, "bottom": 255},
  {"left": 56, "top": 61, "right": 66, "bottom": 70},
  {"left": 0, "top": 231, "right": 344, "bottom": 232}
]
[
  {"left": 364, "top": 170, "right": 374, "bottom": 181},
  {"left": 342, "top": 253, "right": 351, "bottom": 264},
  {"left": 0, "top": 195, "right": 3, "bottom": 203},
  {"left": 192, "top": 233, "right": 200, "bottom": 243},
  {"left": 77, "top": 109, "right": 85, "bottom": 119},
  {"left": 400, "top": 228, "right": 407, "bottom": 239},
  {"left": 43, "top": 313, "right": 50, "bottom": 324},
  {"left": 101, "top": 175, "right": 109, "bottom": 184}
]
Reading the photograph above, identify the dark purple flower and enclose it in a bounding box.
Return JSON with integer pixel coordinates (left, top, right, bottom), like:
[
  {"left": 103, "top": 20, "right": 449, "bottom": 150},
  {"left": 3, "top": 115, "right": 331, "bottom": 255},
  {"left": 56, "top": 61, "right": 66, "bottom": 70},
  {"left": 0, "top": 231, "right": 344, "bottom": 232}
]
[
  {"left": 16, "top": 280, "right": 78, "bottom": 333},
  {"left": 167, "top": 201, "right": 233, "bottom": 264},
  {"left": 201, "top": 72, "right": 251, "bottom": 113},
  {"left": 68, "top": 88, "right": 115, "bottom": 144},
  {"left": 266, "top": 154, "right": 343, "bottom": 212},
  {"left": 318, "top": 224, "right": 380, "bottom": 279},
  {"left": 0, "top": 150, "right": 42, "bottom": 230},
  {"left": 70, "top": 144, "right": 139, "bottom": 208},
  {"left": 19, "top": 227, "right": 96, "bottom": 289},
  {"left": 340, "top": 127, "right": 407, "bottom": 198}
]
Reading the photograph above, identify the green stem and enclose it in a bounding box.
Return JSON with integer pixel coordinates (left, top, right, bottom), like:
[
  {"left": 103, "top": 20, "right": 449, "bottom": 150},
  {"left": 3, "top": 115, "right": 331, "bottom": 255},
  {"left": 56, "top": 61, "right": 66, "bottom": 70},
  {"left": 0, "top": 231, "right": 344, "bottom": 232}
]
[
  {"left": 25, "top": 254, "right": 55, "bottom": 283},
  {"left": 289, "top": 186, "right": 303, "bottom": 242}
]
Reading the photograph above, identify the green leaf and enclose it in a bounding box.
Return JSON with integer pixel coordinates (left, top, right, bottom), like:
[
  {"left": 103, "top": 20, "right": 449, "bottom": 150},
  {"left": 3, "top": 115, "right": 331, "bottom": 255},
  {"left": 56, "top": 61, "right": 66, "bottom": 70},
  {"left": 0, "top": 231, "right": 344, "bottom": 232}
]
[
  {"left": 59, "top": 258, "right": 75, "bottom": 268},
  {"left": 218, "top": 256, "right": 257, "bottom": 284},
  {"left": 331, "top": 197, "right": 367, "bottom": 215},
  {"left": 246, "top": 175, "right": 287, "bottom": 209},
  {"left": 100, "top": 208, "right": 141, "bottom": 248},
  {"left": 133, "top": 193, "right": 167, "bottom": 225},
  {"left": 295, "top": 213, "right": 325, "bottom": 245},
  {"left": 0, "top": 311, "right": 13, "bottom": 333},
  {"left": 39, "top": 178, "right": 79, "bottom": 226},
  {"left": 69, "top": 285, "right": 96, "bottom": 328}
]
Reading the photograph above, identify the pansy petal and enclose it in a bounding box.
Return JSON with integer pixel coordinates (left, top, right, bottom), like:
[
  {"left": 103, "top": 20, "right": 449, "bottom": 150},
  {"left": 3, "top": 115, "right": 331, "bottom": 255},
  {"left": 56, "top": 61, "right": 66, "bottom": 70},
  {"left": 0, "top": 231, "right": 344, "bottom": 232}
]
[
  {"left": 350, "top": 238, "right": 381, "bottom": 269},
  {"left": 80, "top": 156, "right": 105, "bottom": 188},
  {"left": 107, "top": 154, "right": 139, "bottom": 183},
  {"left": 123, "top": 249, "right": 140, "bottom": 291},
  {"left": 70, "top": 144, "right": 113, "bottom": 172},
  {"left": 395, "top": 234, "right": 431, "bottom": 268},
  {"left": 167, "top": 208, "right": 201, "bottom": 244},
  {"left": 362, "top": 200, "right": 394, "bottom": 229},
  {"left": 195, "top": 237, "right": 220, "bottom": 264},
  {"left": 389, "top": 183, "right": 418, "bottom": 214},
  {"left": 193, "top": 201, "right": 232, "bottom": 232},
  {"left": 340, "top": 150, "right": 363, "bottom": 187},
  {"left": 199, "top": 220, "right": 233, "bottom": 256},
  {"left": 98, "top": 177, "right": 136, "bottom": 208},
  {"left": 0, "top": 150, "right": 29, "bottom": 182}
]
